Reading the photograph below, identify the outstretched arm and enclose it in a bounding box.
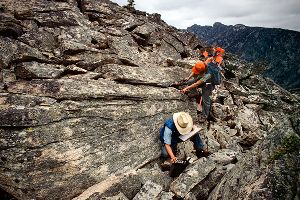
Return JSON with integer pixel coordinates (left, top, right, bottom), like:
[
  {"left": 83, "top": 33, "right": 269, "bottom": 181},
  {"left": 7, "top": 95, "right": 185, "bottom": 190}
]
[
  {"left": 180, "top": 79, "right": 204, "bottom": 94},
  {"left": 184, "top": 72, "right": 194, "bottom": 82},
  {"left": 171, "top": 72, "right": 195, "bottom": 87},
  {"left": 180, "top": 73, "right": 211, "bottom": 94}
]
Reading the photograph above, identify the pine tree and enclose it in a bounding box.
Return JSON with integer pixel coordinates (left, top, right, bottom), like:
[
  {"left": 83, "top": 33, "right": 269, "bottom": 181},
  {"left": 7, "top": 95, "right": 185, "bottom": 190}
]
[{"left": 127, "top": 0, "right": 135, "bottom": 8}]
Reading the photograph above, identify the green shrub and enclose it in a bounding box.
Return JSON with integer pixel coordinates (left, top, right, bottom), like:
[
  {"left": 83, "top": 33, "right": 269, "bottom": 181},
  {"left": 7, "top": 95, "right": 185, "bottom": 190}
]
[{"left": 268, "top": 134, "right": 300, "bottom": 163}]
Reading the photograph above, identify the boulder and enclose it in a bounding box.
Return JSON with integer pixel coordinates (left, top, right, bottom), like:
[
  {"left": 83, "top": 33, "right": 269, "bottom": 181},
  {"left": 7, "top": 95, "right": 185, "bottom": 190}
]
[
  {"left": 170, "top": 157, "right": 216, "bottom": 198},
  {"left": 208, "top": 117, "right": 300, "bottom": 200},
  {"left": 236, "top": 106, "right": 261, "bottom": 131},
  {"left": 132, "top": 181, "right": 163, "bottom": 200}
]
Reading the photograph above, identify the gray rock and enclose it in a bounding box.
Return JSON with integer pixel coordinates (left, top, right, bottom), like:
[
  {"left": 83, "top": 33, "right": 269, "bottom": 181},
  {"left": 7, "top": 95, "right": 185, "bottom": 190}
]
[
  {"left": 132, "top": 181, "right": 163, "bottom": 200},
  {"left": 223, "top": 80, "right": 248, "bottom": 96},
  {"left": 0, "top": 37, "right": 18, "bottom": 68},
  {"left": 208, "top": 117, "right": 300, "bottom": 200},
  {"left": 92, "top": 192, "right": 129, "bottom": 200},
  {"left": 239, "top": 131, "right": 264, "bottom": 146},
  {"left": 206, "top": 137, "right": 221, "bottom": 154},
  {"left": 72, "top": 170, "right": 141, "bottom": 200},
  {"left": 2, "top": 69, "right": 16, "bottom": 83},
  {"left": 185, "top": 165, "right": 234, "bottom": 200},
  {"left": 209, "top": 149, "right": 237, "bottom": 165},
  {"left": 137, "top": 164, "right": 173, "bottom": 191},
  {"left": 170, "top": 157, "right": 216, "bottom": 198},
  {"left": 133, "top": 22, "right": 156, "bottom": 39},
  {"left": 211, "top": 103, "right": 235, "bottom": 121},
  {"left": 99, "top": 64, "right": 188, "bottom": 86},
  {"left": 236, "top": 106, "right": 261, "bottom": 131},
  {"left": 14, "top": 62, "right": 65, "bottom": 79},
  {"left": 159, "top": 191, "right": 174, "bottom": 200},
  {"left": 7, "top": 78, "right": 184, "bottom": 101},
  {"left": 110, "top": 35, "right": 142, "bottom": 66},
  {"left": 176, "top": 140, "right": 197, "bottom": 160},
  {"left": 18, "top": 28, "right": 59, "bottom": 53},
  {"left": 0, "top": 0, "right": 299, "bottom": 199}
]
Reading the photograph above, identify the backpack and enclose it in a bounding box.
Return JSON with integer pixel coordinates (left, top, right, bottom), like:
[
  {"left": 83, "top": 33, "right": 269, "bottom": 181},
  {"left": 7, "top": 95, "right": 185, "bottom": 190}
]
[{"left": 207, "top": 62, "right": 222, "bottom": 85}]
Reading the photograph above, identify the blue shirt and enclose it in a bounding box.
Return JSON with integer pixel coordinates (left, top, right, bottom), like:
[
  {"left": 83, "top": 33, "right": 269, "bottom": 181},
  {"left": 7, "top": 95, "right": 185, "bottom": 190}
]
[
  {"left": 199, "top": 73, "right": 211, "bottom": 83},
  {"left": 163, "top": 126, "right": 172, "bottom": 145}
]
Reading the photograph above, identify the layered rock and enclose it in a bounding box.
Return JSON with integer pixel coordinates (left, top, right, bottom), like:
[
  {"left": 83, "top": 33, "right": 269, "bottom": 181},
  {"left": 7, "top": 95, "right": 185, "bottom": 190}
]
[
  {"left": 0, "top": 0, "right": 299, "bottom": 200},
  {"left": 208, "top": 114, "right": 300, "bottom": 200},
  {"left": 0, "top": 1, "right": 203, "bottom": 199}
]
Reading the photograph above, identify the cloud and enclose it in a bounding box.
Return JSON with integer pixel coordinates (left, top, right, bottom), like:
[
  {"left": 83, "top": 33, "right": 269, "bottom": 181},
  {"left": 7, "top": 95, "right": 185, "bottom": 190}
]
[{"left": 110, "top": 0, "right": 300, "bottom": 31}]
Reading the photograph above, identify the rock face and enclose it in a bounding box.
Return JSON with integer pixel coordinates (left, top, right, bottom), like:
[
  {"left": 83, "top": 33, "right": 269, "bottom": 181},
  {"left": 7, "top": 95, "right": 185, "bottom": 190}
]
[
  {"left": 208, "top": 116, "right": 300, "bottom": 200},
  {"left": 187, "top": 22, "right": 300, "bottom": 89},
  {"left": 0, "top": 1, "right": 299, "bottom": 200}
]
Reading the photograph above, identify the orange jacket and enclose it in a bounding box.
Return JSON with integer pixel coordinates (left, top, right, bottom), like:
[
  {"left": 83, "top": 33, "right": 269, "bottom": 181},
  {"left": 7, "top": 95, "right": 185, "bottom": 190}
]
[
  {"left": 215, "top": 47, "right": 225, "bottom": 56},
  {"left": 215, "top": 56, "right": 223, "bottom": 65},
  {"left": 205, "top": 56, "right": 223, "bottom": 66}
]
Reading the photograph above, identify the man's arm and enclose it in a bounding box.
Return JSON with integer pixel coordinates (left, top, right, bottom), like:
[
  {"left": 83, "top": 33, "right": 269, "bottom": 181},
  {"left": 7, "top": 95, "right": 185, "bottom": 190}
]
[
  {"left": 163, "top": 127, "right": 177, "bottom": 163},
  {"left": 180, "top": 79, "right": 204, "bottom": 94},
  {"left": 171, "top": 72, "right": 195, "bottom": 87},
  {"left": 165, "top": 144, "right": 177, "bottom": 163},
  {"left": 180, "top": 73, "right": 211, "bottom": 93},
  {"left": 185, "top": 72, "right": 194, "bottom": 81}
]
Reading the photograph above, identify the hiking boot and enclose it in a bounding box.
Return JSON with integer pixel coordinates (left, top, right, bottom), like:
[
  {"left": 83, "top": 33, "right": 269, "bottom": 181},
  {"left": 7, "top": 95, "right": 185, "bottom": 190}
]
[{"left": 196, "top": 149, "right": 210, "bottom": 158}]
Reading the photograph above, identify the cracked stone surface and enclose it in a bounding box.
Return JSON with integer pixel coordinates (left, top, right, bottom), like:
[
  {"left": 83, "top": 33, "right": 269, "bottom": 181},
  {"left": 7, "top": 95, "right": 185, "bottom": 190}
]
[{"left": 0, "top": 0, "right": 299, "bottom": 200}]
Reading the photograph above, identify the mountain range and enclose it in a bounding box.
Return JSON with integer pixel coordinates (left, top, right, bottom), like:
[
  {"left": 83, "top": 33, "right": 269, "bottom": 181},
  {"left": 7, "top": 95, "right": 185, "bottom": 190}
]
[
  {"left": 187, "top": 22, "right": 300, "bottom": 90},
  {"left": 0, "top": 1, "right": 299, "bottom": 199}
]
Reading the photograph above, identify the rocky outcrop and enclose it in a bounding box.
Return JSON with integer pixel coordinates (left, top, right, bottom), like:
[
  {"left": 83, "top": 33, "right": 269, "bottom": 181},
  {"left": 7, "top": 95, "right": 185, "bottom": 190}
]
[
  {"left": 208, "top": 114, "right": 300, "bottom": 200},
  {"left": 187, "top": 22, "right": 300, "bottom": 90},
  {"left": 0, "top": 1, "right": 299, "bottom": 200}
]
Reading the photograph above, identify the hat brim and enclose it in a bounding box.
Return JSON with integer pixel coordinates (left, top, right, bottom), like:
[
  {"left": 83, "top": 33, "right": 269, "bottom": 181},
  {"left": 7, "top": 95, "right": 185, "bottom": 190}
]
[{"left": 173, "top": 112, "right": 193, "bottom": 135}]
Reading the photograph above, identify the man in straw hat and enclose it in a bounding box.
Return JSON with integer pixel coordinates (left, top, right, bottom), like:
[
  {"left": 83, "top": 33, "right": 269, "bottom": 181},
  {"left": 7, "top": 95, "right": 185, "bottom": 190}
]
[{"left": 159, "top": 112, "right": 207, "bottom": 163}]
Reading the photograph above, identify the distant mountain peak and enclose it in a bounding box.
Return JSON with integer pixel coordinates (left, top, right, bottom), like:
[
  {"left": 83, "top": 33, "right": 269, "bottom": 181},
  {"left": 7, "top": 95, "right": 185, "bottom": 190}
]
[
  {"left": 187, "top": 23, "right": 300, "bottom": 89},
  {"left": 213, "top": 22, "right": 225, "bottom": 27}
]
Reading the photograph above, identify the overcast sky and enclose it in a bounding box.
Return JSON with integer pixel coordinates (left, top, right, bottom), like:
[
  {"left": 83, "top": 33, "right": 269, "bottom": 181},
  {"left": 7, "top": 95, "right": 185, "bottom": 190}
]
[{"left": 111, "top": 0, "right": 300, "bottom": 32}]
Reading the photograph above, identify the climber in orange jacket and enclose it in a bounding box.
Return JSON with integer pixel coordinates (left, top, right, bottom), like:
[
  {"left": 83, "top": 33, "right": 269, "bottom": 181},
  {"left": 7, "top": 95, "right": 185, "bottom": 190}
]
[
  {"left": 213, "top": 47, "right": 225, "bottom": 66},
  {"left": 178, "top": 53, "right": 223, "bottom": 122}
]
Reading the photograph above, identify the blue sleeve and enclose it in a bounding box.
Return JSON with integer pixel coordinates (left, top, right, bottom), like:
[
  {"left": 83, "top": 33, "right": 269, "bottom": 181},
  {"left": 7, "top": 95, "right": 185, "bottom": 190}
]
[
  {"left": 199, "top": 73, "right": 211, "bottom": 83},
  {"left": 186, "top": 78, "right": 198, "bottom": 85},
  {"left": 163, "top": 126, "right": 172, "bottom": 145}
]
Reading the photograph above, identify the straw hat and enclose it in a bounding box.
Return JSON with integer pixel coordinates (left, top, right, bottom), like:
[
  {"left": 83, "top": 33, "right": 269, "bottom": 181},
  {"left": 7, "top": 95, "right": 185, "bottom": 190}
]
[{"left": 173, "top": 112, "right": 193, "bottom": 135}]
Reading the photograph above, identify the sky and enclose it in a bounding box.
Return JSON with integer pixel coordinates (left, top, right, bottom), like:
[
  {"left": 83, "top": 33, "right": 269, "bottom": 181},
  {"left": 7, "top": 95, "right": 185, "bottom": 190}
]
[{"left": 111, "top": 0, "right": 300, "bottom": 32}]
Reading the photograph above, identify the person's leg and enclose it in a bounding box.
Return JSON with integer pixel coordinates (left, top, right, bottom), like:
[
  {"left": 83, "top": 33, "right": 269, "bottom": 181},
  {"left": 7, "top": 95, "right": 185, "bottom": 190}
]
[
  {"left": 191, "top": 134, "right": 210, "bottom": 158},
  {"left": 197, "top": 96, "right": 202, "bottom": 114},
  {"left": 202, "top": 84, "right": 214, "bottom": 118},
  {"left": 190, "top": 134, "right": 205, "bottom": 150}
]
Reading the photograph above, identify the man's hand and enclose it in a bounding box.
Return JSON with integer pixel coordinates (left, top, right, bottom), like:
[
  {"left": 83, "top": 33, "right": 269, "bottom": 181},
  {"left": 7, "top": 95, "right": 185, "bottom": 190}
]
[
  {"left": 170, "top": 80, "right": 185, "bottom": 87},
  {"left": 171, "top": 157, "right": 177, "bottom": 163},
  {"left": 183, "top": 77, "right": 190, "bottom": 82},
  {"left": 180, "top": 87, "right": 190, "bottom": 94}
]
